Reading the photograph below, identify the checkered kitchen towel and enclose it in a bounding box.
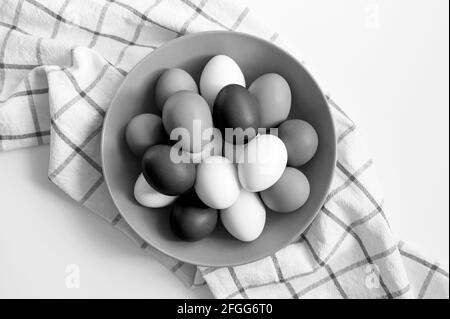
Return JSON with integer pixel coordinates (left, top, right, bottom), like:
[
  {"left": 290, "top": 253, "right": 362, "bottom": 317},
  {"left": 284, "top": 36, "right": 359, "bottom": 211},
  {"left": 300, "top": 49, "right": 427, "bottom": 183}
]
[{"left": 1, "top": 0, "right": 448, "bottom": 299}]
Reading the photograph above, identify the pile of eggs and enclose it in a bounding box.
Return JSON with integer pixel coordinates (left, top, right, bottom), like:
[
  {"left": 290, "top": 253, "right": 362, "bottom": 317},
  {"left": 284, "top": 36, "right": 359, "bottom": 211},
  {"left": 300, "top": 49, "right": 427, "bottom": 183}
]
[{"left": 126, "top": 55, "right": 319, "bottom": 242}]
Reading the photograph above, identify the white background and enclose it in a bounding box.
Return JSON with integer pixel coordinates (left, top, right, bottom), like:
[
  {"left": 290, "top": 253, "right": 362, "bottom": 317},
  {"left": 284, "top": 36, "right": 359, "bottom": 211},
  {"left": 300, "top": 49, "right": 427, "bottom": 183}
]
[{"left": 0, "top": 0, "right": 448, "bottom": 298}]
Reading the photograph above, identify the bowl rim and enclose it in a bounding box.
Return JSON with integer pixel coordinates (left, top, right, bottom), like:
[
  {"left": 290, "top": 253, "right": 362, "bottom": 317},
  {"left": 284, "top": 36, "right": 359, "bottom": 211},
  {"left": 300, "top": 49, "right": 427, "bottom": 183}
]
[{"left": 101, "top": 30, "right": 337, "bottom": 267}]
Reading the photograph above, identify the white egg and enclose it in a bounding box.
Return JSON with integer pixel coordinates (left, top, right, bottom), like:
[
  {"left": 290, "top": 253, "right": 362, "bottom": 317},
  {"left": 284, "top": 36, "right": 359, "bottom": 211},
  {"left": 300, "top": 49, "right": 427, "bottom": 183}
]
[
  {"left": 194, "top": 156, "right": 240, "bottom": 209},
  {"left": 221, "top": 190, "right": 266, "bottom": 242},
  {"left": 237, "top": 134, "right": 287, "bottom": 192},
  {"left": 200, "top": 55, "right": 246, "bottom": 108},
  {"left": 134, "top": 173, "right": 178, "bottom": 208}
]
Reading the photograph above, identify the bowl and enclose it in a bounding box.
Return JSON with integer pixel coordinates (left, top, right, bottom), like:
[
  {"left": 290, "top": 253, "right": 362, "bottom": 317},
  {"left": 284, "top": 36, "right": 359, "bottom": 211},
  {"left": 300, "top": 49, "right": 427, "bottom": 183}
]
[{"left": 102, "top": 31, "right": 336, "bottom": 267}]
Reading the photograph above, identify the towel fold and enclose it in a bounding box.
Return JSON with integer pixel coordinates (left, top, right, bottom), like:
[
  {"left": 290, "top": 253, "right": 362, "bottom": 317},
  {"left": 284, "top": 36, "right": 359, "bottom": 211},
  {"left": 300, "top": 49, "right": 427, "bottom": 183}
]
[{"left": 0, "top": 0, "right": 448, "bottom": 298}]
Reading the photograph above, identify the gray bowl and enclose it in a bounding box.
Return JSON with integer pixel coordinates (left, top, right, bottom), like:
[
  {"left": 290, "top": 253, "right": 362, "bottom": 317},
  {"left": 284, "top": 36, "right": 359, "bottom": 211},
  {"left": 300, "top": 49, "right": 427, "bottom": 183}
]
[{"left": 102, "top": 31, "right": 336, "bottom": 267}]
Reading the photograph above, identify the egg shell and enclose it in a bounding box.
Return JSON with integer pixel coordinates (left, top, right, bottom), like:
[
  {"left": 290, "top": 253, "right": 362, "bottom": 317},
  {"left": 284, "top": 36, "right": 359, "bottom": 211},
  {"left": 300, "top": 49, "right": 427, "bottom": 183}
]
[
  {"left": 125, "top": 113, "right": 166, "bottom": 157},
  {"left": 194, "top": 156, "right": 240, "bottom": 209},
  {"left": 278, "top": 119, "right": 318, "bottom": 166},
  {"left": 249, "top": 73, "right": 291, "bottom": 128},
  {"left": 154, "top": 68, "right": 198, "bottom": 111},
  {"left": 170, "top": 191, "right": 218, "bottom": 242},
  {"left": 260, "top": 167, "right": 310, "bottom": 213},
  {"left": 237, "top": 134, "right": 288, "bottom": 192},
  {"left": 200, "top": 55, "right": 246, "bottom": 108},
  {"left": 213, "top": 84, "right": 260, "bottom": 144},
  {"left": 142, "top": 144, "right": 196, "bottom": 196},
  {"left": 134, "top": 173, "right": 178, "bottom": 208},
  {"left": 221, "top": 190, "right": 266, "bottom": 242},
  {"left": 162, "top": 91, "right": 213, "bottom": 153}
]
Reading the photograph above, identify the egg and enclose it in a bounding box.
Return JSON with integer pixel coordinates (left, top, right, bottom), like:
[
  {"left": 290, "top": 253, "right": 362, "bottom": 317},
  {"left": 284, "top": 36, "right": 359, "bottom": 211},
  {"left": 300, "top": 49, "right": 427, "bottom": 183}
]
[
  {"left": 194, "top": 156, "right": 240, "bottom": 209},
  {"left": 170, "top": 191, "right": 218, "bottom": 241},
  {"left": 154, "top": 68, "right": 198, "bottom": 111},
  {"left": 248, "top": 73, "right": 291, "bottom": 128},
  {"left": 162, "top": 91, "right": 213, "bottom": 153},
  {"left": 142, "top": 144, "right": 196, "bottom": 196},
  {"left": 221, "top": 190, "right": 266, "bottom": 242},
  {"left": 200, "top": 55, "right": 246, "bottom": 108},
  {"left": 125, "top": 113, "right": 166, "bottom": 157},
  {"left": 278, "top": 119, "right": 318, "bottom": 166},
  {"left": 237, "top": 134, "right": 287, "bottom": 192},
  {"left": 213, "top": 84, "right": 260, "bottom": 144},
  {"left": 134, "top": 173, "right": 178, "bottom": 208},
  {"left": 260, "top": 167, "right": 310, "bottom": 213}
]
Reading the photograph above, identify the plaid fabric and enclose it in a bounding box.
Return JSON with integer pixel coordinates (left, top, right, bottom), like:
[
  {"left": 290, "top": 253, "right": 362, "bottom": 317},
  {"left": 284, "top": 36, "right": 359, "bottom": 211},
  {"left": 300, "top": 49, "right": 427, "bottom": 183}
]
[{"left": 0, "top": 0, "right": 448, "bottom": 299}]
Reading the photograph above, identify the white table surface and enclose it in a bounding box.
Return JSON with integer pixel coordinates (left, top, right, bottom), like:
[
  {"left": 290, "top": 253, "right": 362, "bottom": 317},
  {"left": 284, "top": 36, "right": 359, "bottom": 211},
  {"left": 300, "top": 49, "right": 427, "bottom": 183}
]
[{"left": 1, "top": 0, "right": 448, "bottom": 298}]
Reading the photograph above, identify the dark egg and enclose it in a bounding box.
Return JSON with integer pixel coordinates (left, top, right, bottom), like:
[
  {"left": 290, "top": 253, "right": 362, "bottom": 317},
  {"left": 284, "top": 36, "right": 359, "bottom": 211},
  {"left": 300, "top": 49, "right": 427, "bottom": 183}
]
[
  {"left": 125, "top": 113, "right": 166, "bottom": 157},
  {"left": 278, "top": 119, "right": 318, "bottom": 166},
  {"left": 213, "top": 84, "right": 260, "bottom": 144},
  {"left": 142, "top": 144, "right": 196, "bottom": 196},
  {"left": 170, "top": 191, "right": 218, "bottom": 241}
]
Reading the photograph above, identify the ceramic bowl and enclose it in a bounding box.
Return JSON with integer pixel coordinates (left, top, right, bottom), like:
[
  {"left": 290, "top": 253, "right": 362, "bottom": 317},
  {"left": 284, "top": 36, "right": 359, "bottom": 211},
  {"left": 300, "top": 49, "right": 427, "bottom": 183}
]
[{"left": 102, "top": 31, "right": 336, "bottom": 267}]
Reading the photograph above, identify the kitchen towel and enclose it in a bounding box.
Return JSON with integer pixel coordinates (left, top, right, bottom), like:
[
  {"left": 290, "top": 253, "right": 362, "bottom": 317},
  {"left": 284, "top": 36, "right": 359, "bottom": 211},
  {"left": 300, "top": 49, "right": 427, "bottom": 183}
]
[{"left": 0, "top": 0, "right": 448, "bottom": 298}]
